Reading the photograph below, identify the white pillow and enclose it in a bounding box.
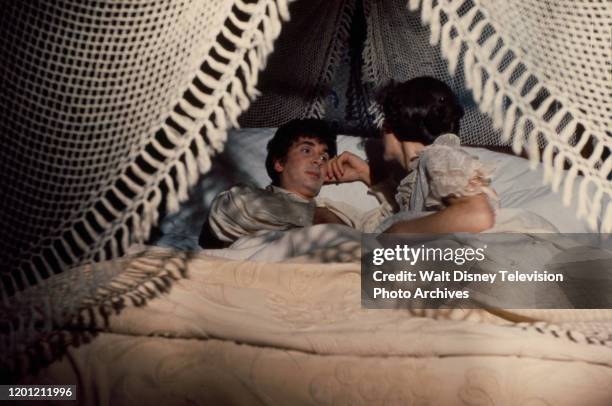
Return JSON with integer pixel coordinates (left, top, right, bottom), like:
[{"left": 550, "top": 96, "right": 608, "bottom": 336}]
[
  {"left": 224, "top": 129, "right": 598, "bottom": 232},
  {"left": 466, "top": 147, "right": 599, "bottom": 233}
]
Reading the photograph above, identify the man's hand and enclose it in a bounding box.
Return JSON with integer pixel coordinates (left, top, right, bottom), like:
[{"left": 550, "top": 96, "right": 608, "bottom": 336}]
[
  {"left": 325, "top": 152, "right": 371, "bottom": 186},
  {"left": 313, "top": 207, "right": 346, "bottom": 225}
]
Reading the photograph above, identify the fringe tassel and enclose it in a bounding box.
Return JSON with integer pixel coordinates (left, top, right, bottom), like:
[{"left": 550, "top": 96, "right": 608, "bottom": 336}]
[
  {"left": 194, "top": 135, "right": 212, "bottom": 173},
  {"left": 527, "top": 130, "right": 540, "bottom": 169},
  {"left": 164, "top": 174, "right": 179, "bottom": 213},
  {"left": 407, "top": 0, "right": 422, "bottom": 12},
  {"left": 511, "top": 114, "right": 527, "bottom": 154},
  {"left": 184, "top": 150, "right": 199, "bottom": 187},
  {"left": 120, "top": 224, "right": 130, "bottom": 252},
  {"left": 413, "top": 0, "right": 609, "bottom": 232},
  {"left": 472, "top": 64, "right": 483, "bottom": 103},
  {"left": 175, "top": 162, "right": 188, "bottom": 202},
  {"left": 446, "top": 35, "right": 461, "bottom": 76},
  {"left": 542, "top": 143, "right": 556, "bottom": 183},
  {"left": 492, "top": 90, "right": 505, "bottom": 129},
  {"left": 276, "top": 0, "right": 290, "bottom": 20},
  {"left": 232, "top": 76, "right": 250, "bottom": 111},
  {"left": 463, "top": 47, "right": 476, "bottom": 90},
  {"left": 140, "top": 202, "right": 152, "bottom": 243},
  {"left": 481, "top": 78, "right": 496, "bottom": 115},
  {"left": 602, "top": 201, "right": 612, "bottom": 234},
  {"left": 588, "top": 187, "right": 604, "bottom": 230},
  {"left": 421, "top": 0, "right": 434, "bottom": 25},
  {"left": 429, "top": 3, "right": 442, "bottom": 46},
  {"left": 306, "top": 0, "right": 355, "bottom": 119},
  {"left": 149, "top": 190, "right": 161, "bottom": 227},
  {"left": 501, "top": 103, "right": 517, "bottom": 143},
  {"left": 551, "top": 151, "right": 566, "bottom": 193}
]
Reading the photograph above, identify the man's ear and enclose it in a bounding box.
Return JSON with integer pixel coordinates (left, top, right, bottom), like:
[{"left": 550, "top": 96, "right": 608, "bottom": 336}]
[{"left": 273, "top": 159, "right": 284, "bottom": 173}]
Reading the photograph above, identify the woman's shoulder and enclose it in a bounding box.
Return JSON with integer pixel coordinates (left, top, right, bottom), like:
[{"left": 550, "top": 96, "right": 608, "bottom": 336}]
[{"left": 431, "top": 133, "right": 461, "bottom": 147}]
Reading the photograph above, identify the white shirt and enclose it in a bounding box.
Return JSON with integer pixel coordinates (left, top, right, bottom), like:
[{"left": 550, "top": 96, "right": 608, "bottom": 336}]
[{"left": 207, "top": 184, "right": 380, "bottom": 243}]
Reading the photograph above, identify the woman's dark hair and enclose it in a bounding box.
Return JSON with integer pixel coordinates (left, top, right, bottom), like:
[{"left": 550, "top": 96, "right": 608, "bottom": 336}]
[
  {"left": 265, "top": 119, "right": 337, "bottom": 185},
  {"left": 378, "top": 76, "right": 465, "bottom": 144}
]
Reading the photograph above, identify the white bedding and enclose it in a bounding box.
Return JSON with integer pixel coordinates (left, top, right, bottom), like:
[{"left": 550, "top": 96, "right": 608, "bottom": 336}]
[
  {"left": 25, "top": 333, "right": 612, "bottom": 406},
  {"left": 22, "top": 242, "right": 612, "bottom": 405},
  {"left": 201, "top": 222, "right": 610, "bottom": 312},
  {"left": 201, "top": 224, "right": 361, "bottom": 262}
]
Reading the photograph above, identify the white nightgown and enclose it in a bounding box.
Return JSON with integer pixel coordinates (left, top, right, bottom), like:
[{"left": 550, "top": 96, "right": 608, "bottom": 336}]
[{"left": 376, "top": 133, "right": 558, "bottom": 233}]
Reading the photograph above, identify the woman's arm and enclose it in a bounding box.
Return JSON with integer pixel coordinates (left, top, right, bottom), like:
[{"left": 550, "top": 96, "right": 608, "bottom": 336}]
[{"left": 383, "top": 193, "right": 495, "bottom": 234}]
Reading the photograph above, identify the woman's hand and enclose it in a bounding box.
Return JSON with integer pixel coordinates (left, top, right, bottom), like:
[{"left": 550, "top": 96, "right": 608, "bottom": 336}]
[{"left": 325, "top": 152, "right": 372, "bottom": 186}]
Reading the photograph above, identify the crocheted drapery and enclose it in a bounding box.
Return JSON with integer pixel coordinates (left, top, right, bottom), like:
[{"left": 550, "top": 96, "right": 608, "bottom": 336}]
[
  {"left": 0, "top": 0, "right": 291, "bottom": 363},
  {"left": 1, "top": 0, "right": 610, "bottom": 365},
  {"left": 243, "top": 0, "right": 611, "bottom": 232}
]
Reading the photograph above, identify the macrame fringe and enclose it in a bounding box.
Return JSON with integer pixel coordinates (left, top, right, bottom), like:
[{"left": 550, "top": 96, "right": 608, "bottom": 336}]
[
  {"left": 3, "top": 247, "right": 191, "bottom": 374},
  {"left": 303, "top": 0, "right": 356, "bottom": 119},
  {"left": 362, "top": 0, "right": 381, "bottom": 85},
  {"left": 361, "top": 0, "right": 394, "bottom": 130},
  {"left": 416, "top": 0, "right": 611, "bottom": 232},
  {"left": 3, "top": 0, "right": 293, "bottom": 368}
]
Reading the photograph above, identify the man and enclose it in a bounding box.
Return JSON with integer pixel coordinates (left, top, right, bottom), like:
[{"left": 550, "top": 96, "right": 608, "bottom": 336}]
[{"left": 199, "top": 119, "right": 364, "bottom": 247}]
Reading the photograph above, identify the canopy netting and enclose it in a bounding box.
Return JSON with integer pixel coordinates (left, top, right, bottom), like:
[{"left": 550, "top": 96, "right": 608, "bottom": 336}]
[{"left": 0, "top": 0, "right": 610, "bottom": 363}]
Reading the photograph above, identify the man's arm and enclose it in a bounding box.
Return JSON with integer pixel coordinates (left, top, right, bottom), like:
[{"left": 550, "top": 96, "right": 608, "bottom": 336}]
[
  {"left": 202, "top": 185, "right": 316, "bottom": 245},
  {"left": 383, "top": 194, "right": 495, "bottom": 234}
]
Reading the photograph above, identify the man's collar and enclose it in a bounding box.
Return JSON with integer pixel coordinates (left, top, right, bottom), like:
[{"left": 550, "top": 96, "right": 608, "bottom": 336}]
[{"left": 266, "top": 184, "right": 314, "bottom": 203}]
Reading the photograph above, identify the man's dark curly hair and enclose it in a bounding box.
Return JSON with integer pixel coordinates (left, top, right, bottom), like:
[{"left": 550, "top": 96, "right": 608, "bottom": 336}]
[
  {"left": 377, "top": 76, "right": 465, "bottom": 144},
  {"left": 265, "top": 119, "right": 337, "bottom": 186}
]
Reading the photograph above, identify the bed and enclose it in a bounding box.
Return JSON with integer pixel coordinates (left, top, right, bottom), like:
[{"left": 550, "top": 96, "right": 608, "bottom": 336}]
[{"left": 13, "top": 128, "right": 612, "bottom": 405}]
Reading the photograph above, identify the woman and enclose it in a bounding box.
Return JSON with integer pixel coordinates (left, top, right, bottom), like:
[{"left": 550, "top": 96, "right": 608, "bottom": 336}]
[{"left": 326, "top": 77, "right": 555, "bottom": 234}]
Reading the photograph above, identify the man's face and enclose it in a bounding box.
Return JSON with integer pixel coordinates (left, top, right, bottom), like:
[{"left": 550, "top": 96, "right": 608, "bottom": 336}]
[{"left": 274, "top": 136, "right": 331, "bottom": 200}]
